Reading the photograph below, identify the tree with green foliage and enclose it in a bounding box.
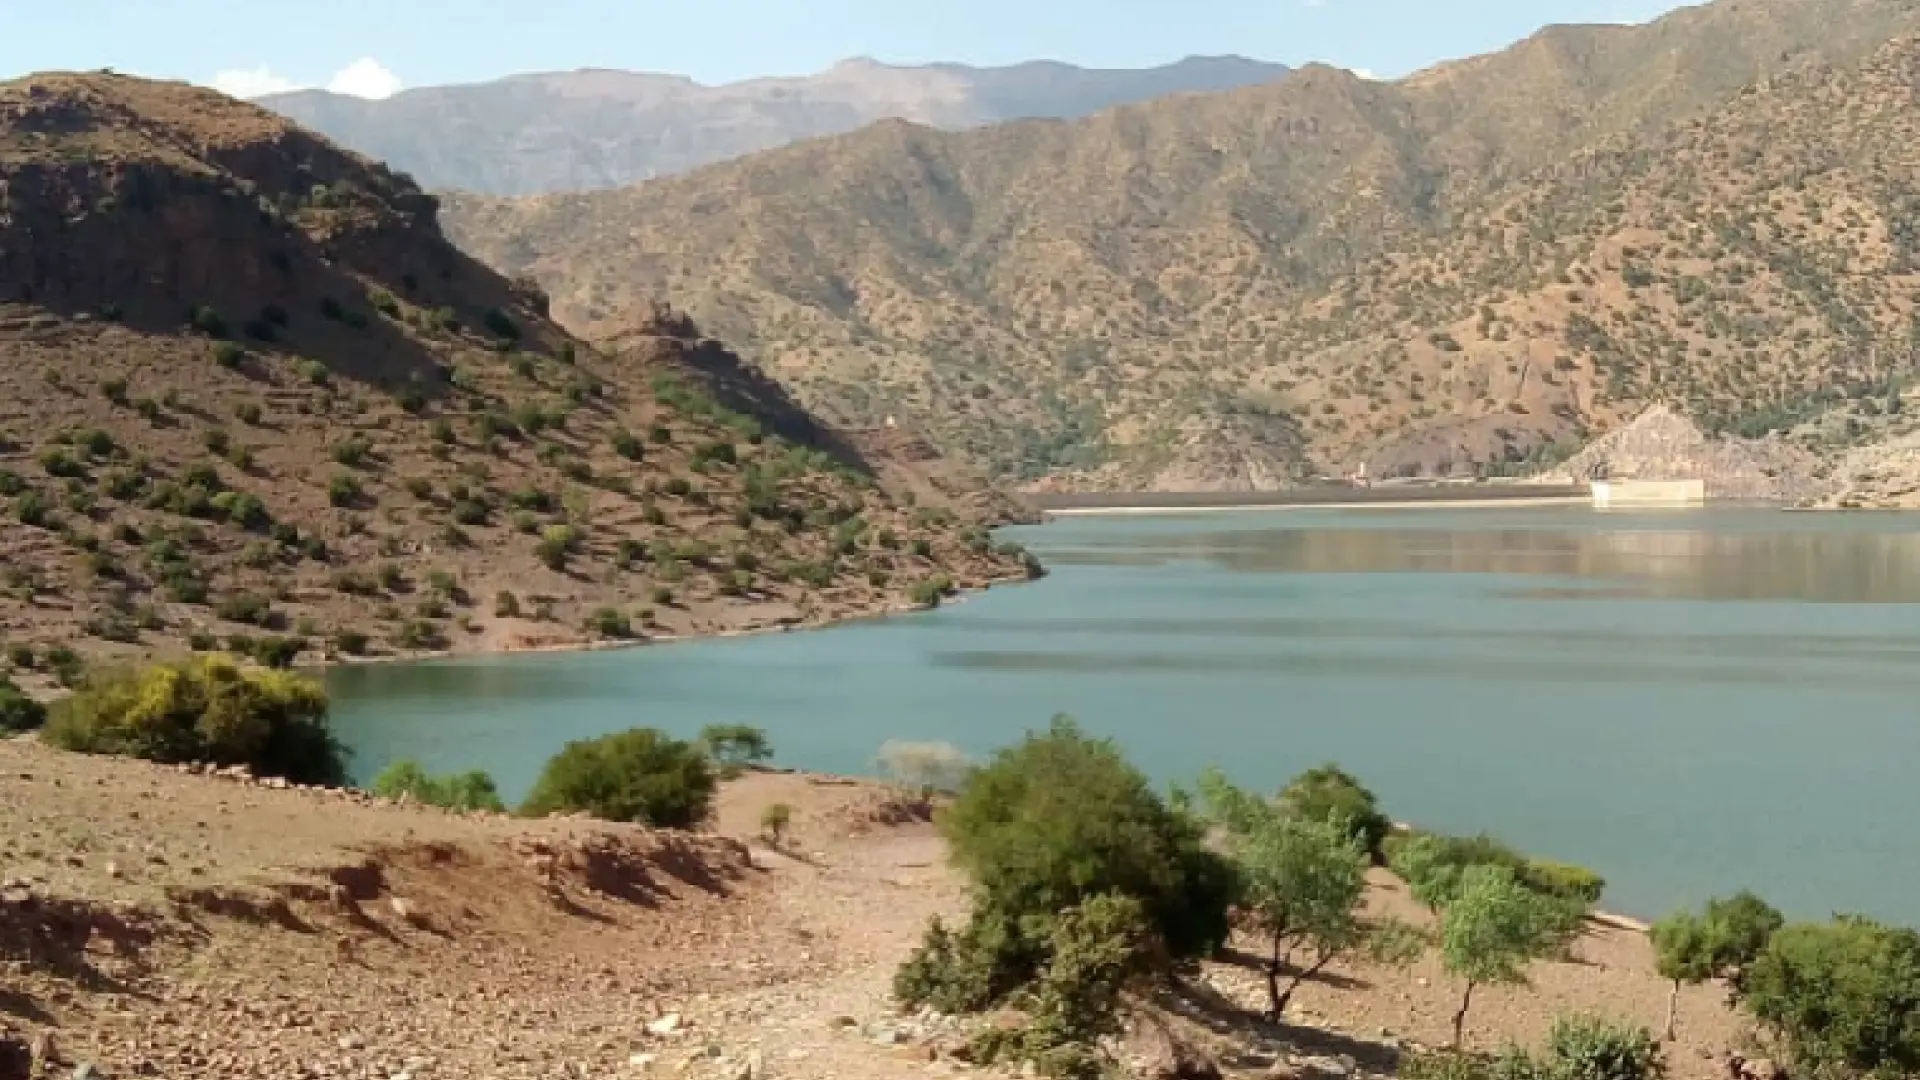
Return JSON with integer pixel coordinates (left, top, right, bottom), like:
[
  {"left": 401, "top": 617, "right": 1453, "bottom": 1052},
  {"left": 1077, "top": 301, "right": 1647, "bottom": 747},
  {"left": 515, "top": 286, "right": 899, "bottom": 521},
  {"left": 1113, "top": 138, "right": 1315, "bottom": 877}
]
[
  {"left": 1739, "top": 915, "right": 1920, "bottom": 1077},
  {"left": 0, "top": 672, "right": 46, "bottom": 733},
  {"left": 521, "top": 728, "right": 715, "bottom": 828},
  {"left": 1440, "top": 864, "right": 1567, "bottom": 1048},
  {"left": 1650, "top": 891, "right": 1782, "bottom": 1040},
  {"left": 370, "top": 759, "right": 506, "bottom": 813},
  {"left": 41, "top": 655, "right": 344, "bottom": 785},
  {"left": 1200, "top": 768, "right": 1419, "bottom": 1018},
  {"left": 698, "top": 723, "right": 773, "bottom": 777},
  {"left": 1276, "top": 763, "right": 1393, "bottom": 860},
  {"left": 940, "top": 715, "right": 1234, "bottom": 966}
]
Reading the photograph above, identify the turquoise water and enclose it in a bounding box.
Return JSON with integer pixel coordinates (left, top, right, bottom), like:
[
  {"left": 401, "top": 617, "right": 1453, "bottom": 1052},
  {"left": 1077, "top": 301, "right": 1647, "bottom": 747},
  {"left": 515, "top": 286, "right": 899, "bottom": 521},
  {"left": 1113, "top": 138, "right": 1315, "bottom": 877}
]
[{"left": 327, "top": 507, "right": 1920, "bottom": 924}]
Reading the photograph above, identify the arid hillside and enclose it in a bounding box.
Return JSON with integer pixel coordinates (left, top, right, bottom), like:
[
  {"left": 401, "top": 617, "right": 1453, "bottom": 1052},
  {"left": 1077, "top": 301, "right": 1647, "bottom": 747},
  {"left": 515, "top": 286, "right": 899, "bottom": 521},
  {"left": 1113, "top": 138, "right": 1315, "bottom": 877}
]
[
  {"left": 442, "top": 0, "right": 1920, "bottom": 489},
  {"left": 0, "top": 73, "right": 1034, "bottom": 680}
]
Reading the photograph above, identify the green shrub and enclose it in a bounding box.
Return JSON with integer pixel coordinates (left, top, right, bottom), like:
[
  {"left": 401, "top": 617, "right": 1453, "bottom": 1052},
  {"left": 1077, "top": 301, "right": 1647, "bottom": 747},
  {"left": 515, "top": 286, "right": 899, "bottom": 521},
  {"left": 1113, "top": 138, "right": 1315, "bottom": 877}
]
[
  {"left": 493, "top": 590, "right": 521, "bottom": 618},
  {"left": 333, "top": 629, "right": 370, "bottom": 656},
  {"left": 907, "top": 579, "right": 946, "bottom": 608},
  {"left": 0, "top": 674, "right": 46, "bottom": 733},
  {"left": 1521, "top": 859, "right": 1606, "bottom": 907},
  {"left": 611, "top": 429, "right": 643, "bottom": 460},
  {"left": 370, "top": 759, "right": 506, "bottom": 812},
  {"left": 586, "top": 607, "right": 633, "bottom": 639},
  {"left": 6, "top": 643, "right": 36, "bottom": 670},
  {"left": 698, "top": 723, "right": 772, "bottom": 776},
  {"left": 895, "top": 906, "right": 1036, "bottom": 1015},
  {"left": 215, "top": 592, "right": 273, "bottom": 626},
  {"left": 1741, "top": 916, "right": 1920, "bottom": 1076},
  {"left": 941, "top": 715, "right": 1232, "bottom": 969},
  {"left": 537, "top": 524, "right": 581, "bottom": 570},
  {"left": 760, "top": 802, "right": 793, "bottom": 844},
  {"left": 1276, "top": 763, "right": 1393, "bottom": 860},
  {"left": 44, "top": 647, "right": 84, "bottom": 688},
  {"left": 1538, "top": 1014, "right": 1666, "bottom": 1080},
  {"left": 331, "top": 435, "right": 374, "bottom": 468},
  {"left": 328, "top": 472, "right": 363, "bottom": 507},
  {"left": 41, "top": 656, "right": 344, "bottom": 784},
  {"left": 520, "top": 728, "right": 716, "bottom": 827}
]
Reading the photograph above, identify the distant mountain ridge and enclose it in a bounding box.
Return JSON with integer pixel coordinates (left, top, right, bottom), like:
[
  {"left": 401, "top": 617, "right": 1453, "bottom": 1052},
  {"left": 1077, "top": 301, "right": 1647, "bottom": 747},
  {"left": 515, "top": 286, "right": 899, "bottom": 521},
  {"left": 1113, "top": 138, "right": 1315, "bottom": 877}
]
[
  {"left": 439, "top": 0, "right": 1920, "bottom": 490},
  {"left": 260, "top": 54, "right": 1289, "bottom": 195}
]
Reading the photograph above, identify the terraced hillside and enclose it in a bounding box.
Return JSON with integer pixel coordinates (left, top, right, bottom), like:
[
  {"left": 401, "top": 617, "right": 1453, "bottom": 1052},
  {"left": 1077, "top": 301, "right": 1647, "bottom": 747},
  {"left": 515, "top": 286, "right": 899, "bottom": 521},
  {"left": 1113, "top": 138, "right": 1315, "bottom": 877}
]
[
  {"left": 0, "top": 73, "right": 1035, "bottom": 682},
  {"left": 442, "top": 0, "right": 1920, "bottom": 489}
]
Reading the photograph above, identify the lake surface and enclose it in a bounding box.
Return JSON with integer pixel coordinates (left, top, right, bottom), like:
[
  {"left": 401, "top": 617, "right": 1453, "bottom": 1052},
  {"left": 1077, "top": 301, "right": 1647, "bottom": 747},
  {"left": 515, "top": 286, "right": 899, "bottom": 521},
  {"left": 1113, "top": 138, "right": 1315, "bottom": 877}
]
[{"left": 328, "top": 506, "right": 1920, "bottom": 925}]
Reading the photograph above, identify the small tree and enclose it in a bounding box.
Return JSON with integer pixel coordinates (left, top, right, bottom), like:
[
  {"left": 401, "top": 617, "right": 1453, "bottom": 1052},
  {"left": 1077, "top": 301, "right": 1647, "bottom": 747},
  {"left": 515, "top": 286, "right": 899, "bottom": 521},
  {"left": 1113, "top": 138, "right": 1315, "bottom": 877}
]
[
  {"left": 941, "top": 716, "right": 1234, "bottom": 966},
  {"left": 1276, "top": 763, "right": 1392, "bottom": 860},
  {"left": 1200, "top": 769, "right": 1412, "bottom": 1017},
  {"left": 1440, "top": 864, "right": 1564, "bottom": 1048},
  {"left": 1650, "top": 892, "right": 1781, "bottom": 1040},
  {"left": 699, "top": 723, "right": 773, "bottom": 776},
  {"left": 521, "top": 728, "right": 715, "bottom": 828}
]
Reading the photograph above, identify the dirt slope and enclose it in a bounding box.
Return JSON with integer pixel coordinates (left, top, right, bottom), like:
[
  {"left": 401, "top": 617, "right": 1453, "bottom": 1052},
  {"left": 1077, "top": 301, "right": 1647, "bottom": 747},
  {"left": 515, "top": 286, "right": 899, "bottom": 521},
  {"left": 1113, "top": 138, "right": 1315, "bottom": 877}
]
[
  {"left": 0, "top": 72, "right": 1032, "bottom": 681},
  {"left": 2, "top": 741, "right": 1756, "bottom": 1080}
]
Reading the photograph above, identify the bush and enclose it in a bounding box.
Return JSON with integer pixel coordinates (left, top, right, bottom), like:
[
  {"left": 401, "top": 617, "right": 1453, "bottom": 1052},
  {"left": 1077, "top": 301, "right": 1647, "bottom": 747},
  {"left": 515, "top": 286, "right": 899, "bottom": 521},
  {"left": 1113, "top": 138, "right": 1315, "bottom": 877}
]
[
  {"left": 611, "top": 429, "right": 643, "bottom": 460},
  {"left": 1276, "top": 763, "right": 1393, "bottom": 860},
  {"left": 333, "top": 629, "right": 370, "bottom": 656},
  {"left": 699, "top": 723, "right": 773, "bottom": 776},
  {"left": 0, "top": 674, "right": 46, "bottom": 733},
  {"left": 537, "top": 524, "right": 581, "bottom": 570},
  {"left": 941, "top": 716, "right": 1233, "bottom": 968},
  {"left": 370, "top": 759, "right": 506, "bottom": 812},
  {"left": 1521, "top": 860, "right": 1606, "bottom": 907},
  {"left": 6, "top": 643, "right": 36, "bottom": 670},
  {"left": 328, "top": 472, "right": 363, "bottom": 508},
  {"left": 907, "top": 579, "right": 946, "bottom": 608},
  {"left": 586, "top": 607, "right": 633, "bottom": 639},
  {"left": 520, "top": 728, "right": 716, "bottom": 827},
  {"left": 895, "top": 906, "right": 1036, "bottom": 1015},
  {"left": 1538, "top": 1014, "right": 1666, "bottom": 1080},
  {"left": 493, "top": 591, "right": 522, "bottom": 618},
  {"left": 1740, "top": 915, "right": 1920, "bottom": 1076},
  {"left": 760, "top": 802, "right": 793, "bottom": 844},
  {"left": 41, "top": 656, "right": 345, "bottom": 784},
  {"left": 877, "top": 739, "right": 972, "bottom": 794},
  {"left": 214, "top": 592, "right": 273, "bottom": 626}
]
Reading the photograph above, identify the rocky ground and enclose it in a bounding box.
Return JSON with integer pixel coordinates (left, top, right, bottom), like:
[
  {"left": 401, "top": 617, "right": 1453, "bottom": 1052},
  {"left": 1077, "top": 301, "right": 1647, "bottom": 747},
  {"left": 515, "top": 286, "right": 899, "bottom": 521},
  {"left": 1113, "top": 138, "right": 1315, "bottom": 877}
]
[{"left": 1, "top": 742, "right": 1753, "bottom": 1080}]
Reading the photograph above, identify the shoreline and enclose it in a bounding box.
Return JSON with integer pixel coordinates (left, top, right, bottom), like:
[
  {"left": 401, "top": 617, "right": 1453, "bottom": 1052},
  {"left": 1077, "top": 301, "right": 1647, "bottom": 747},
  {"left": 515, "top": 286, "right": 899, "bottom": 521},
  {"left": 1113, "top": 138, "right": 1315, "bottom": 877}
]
[
  {"left": 1043, "top": 495, "right": 1591, "bottom": 517},
  {"left": 301, "top": 570, "right": 1034, "bottom": 673}
]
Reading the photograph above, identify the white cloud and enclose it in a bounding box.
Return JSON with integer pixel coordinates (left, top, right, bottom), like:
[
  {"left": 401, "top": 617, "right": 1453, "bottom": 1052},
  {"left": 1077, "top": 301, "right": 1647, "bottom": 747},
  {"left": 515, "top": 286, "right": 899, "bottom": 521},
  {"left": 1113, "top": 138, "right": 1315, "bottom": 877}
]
[
  {"left": 210, "top": 66, "right": 301, "bottom": 99},
  {"left": 206, "top": 58, "right": 404, "bottom": 101},
  {"left": 326, "top": 58, "right": 404, "bottom": 100}
]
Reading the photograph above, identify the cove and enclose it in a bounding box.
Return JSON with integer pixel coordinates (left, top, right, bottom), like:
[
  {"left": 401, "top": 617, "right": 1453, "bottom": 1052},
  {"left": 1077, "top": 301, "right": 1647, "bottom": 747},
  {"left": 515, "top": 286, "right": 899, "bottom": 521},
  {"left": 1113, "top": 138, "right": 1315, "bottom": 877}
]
[{"left": 327, "top": 506, "right": 1920, "bottom": 925}]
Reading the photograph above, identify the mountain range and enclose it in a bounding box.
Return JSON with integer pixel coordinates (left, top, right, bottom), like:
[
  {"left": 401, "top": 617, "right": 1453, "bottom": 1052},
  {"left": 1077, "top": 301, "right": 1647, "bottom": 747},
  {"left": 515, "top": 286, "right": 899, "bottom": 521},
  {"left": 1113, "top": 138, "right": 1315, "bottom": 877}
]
[
  {"left": 436, "top": 0, "right": 1920, "bottom": 489},
  {"left": 261, "top": 55, "right": 1290, "bottom": 195}
]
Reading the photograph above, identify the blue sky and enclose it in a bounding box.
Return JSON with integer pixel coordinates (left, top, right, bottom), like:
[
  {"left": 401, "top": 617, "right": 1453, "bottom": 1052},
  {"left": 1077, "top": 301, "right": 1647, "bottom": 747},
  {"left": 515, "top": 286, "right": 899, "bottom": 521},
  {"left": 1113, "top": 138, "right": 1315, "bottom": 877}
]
[{"left": 7, "top": 0, "right": 1693, "bottom": 98}]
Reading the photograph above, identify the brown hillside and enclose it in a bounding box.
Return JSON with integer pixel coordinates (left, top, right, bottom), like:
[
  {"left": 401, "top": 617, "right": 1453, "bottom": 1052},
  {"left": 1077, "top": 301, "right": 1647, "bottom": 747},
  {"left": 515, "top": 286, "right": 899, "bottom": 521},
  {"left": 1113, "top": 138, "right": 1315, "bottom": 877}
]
[
  {"left": 442, "top": 0, "right": 1920, "bottom": 489},
  {"left": 0, "top": 73, "right": 1033, "bottom": 682}
]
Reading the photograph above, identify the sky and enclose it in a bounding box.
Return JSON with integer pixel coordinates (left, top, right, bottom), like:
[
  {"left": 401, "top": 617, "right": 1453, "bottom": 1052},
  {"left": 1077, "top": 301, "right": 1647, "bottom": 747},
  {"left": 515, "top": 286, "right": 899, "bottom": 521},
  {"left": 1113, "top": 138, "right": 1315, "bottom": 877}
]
[{"left": 4, "top": 0, "right": 1694, "bottom": 100}]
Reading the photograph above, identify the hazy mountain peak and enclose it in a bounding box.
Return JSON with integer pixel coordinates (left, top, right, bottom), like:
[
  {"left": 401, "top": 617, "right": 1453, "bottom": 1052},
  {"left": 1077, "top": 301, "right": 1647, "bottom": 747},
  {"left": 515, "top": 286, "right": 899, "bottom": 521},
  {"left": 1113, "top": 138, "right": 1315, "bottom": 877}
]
[{"left": 260, "top": 54, "right": 1290, "bottom": 194}]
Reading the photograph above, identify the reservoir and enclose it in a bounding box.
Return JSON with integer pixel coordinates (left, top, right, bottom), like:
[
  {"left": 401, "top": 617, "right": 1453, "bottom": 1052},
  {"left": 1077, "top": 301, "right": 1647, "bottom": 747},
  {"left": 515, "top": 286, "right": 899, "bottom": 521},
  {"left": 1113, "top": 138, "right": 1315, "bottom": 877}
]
[{"left": 328, "top": 506, "right": 1920, "bottom": 924}]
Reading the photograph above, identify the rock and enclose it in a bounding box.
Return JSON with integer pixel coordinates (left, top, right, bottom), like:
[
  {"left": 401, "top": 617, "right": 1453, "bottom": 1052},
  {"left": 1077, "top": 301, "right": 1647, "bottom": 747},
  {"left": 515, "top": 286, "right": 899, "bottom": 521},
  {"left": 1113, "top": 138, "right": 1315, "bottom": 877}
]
[
  {"left": 337, "top": 1034, "right": 366, "bottom": 1051},
  {"left": 71, "top": 1066, "right": 101, "bottom": 1080},
  {"left": 1132, "top": 1015, "right": 1222, "bottom": 1080},
  {"left": 627, "top": 1052, "right": 657, "bottom": 1070},
  {"left": 646, "top": 1014, "right": 684, "bottom": 1038}
]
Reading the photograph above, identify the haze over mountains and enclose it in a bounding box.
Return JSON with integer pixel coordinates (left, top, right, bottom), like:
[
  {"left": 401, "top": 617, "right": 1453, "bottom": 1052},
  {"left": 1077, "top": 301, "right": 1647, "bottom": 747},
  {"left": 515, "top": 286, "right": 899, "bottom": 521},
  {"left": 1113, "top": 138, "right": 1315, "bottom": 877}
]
[
  {"left": 437, "top": 0, "right": 1920, "bottom": 490},
  {"left": 261, "top": 55, "right": 1290, "bottom": 195}
]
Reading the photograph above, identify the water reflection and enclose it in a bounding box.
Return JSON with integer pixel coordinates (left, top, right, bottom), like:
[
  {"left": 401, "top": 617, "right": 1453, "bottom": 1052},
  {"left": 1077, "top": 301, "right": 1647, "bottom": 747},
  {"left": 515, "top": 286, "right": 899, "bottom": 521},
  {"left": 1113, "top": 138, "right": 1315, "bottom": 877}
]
[{"left": 1045, "top": 520, "right": 1920, "bottom": 603}]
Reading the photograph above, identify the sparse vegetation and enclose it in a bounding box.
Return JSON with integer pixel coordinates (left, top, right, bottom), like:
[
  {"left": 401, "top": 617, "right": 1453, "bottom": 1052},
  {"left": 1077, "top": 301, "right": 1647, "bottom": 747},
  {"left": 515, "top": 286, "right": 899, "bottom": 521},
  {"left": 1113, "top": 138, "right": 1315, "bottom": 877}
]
[{"left": 369, "top": 759, "right": 506, "bottom": 812}]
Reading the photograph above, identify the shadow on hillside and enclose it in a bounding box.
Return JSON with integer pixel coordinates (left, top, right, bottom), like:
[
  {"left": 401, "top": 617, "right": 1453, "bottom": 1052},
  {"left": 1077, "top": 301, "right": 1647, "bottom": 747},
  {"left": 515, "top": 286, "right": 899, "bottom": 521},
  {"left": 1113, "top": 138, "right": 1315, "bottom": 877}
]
[
  {"left": 1152, "top": 977, "right": 1402, "bottom": 1075},
  {"left": 1214, "top": 945, "right": 1372, "bottom": 992},
  {"left": 0, "top": 897, "right": 162, "bottom": 1019}
]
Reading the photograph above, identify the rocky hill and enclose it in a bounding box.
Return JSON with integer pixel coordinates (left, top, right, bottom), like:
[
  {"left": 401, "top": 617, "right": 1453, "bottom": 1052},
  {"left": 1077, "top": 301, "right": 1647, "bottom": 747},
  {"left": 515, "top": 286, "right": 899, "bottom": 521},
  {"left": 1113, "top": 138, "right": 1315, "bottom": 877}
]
[
  {"left": 440, "top": 0, "right": 1920, "bottom": 490},
  {"left": 0, "top": 73, "right": 1033, "bottom": 677},
  {"left": 261, "top": 55, "right": 1289, "bottom": 195},
  {"left": 1533, "top": 406, "right": 1833, "bottom": 503}
]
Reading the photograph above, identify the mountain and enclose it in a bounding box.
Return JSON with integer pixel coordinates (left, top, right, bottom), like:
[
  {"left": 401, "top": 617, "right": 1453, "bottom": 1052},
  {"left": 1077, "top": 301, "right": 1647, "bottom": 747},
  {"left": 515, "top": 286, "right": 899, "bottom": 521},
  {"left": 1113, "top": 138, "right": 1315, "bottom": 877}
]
[
  {"left": 259, "top": 55, "right": 1289, "bottom": 195},
  {"left": 0, "top": 72, "right": 1033, "bottom": 674},
  {"left": 440, "top": 0, "right": 1920, "bottom": 489}
]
